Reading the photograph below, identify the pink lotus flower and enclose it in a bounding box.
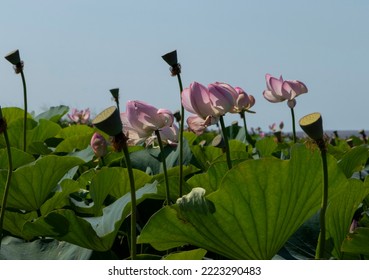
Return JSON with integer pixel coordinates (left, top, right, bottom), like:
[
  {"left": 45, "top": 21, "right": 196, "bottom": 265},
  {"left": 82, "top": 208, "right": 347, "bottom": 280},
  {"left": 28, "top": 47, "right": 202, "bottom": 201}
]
[
  {"left": 121, "top": 100, "right": 174, "bottom": 145},
  {"left": 90, "top": 132, "right": 107, "bottom": 158},
  {"left": 263, "top": 74, "right": 308, "bottom": 108},
  {"left": 159, "top": 123, "right": 179, "bottom": 146},
  {"left": 182, "top": 82, "right": 235, "bottom": 119},
  {"left": 232, "top": 86, "right": 256, "bottom": 113},
  {"left": 67, "top": 108, "right": 90, "bottom": 124},
  {"left": 182, "top": 81, "right": 235, "bottom": 134},
  {"left": 269, "top": 121, "right": 284, "bottom": 132},
  {"left": 186, "top": 115, "right": 215, "bottom": 135}
]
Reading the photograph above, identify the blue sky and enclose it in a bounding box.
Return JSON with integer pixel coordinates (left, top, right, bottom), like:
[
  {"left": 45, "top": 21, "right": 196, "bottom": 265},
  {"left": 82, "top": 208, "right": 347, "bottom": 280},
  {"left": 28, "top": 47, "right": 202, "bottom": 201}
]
[{"left": 1, "top": 0, "right": 368, "bottom": 133}]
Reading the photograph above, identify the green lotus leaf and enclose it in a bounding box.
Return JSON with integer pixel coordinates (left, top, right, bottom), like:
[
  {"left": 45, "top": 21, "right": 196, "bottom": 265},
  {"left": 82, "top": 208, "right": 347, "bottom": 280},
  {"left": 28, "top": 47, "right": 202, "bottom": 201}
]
[
  {"left": 341, "top": 227, "right": 369, "bottom": 256},
  {"left": 318, "top": 178, "right": 369, "bottom": 259},
  {"left": 0, "top": 118, "right": 37, "bottom": 150},
  {"left": 190, "top": 145, "right": 223, "bottom": 171},
  {"left": 152, "top": 165, "right": 200, "bottom": 199},
  {"left": 4, "top": 155, "right": 84, "bottom": 211},
  {"left": 40, "top": 179, "right": 82, "bottom": 215},
  {"left": 34, "top": 105, "right": 69, "bottom": 123},
  {"left": 0, "top": 147, "right": 34, "bottom": 169},
  {"left": 2, "top": 211, "right": 38, "bottom": 241},
  {"left": 54, "top": 125, "right": 95, "bottom": 153},
  {"left": 0, "top": 107, "right": 32, "bottom": 125},
  {"left": 27, "top": 119, "right": 61, "bottom": 146},
  {"left": 138, "top": 144, "right": 347, "bottom": 259},
  {"left": 23, "top": 182, "right": 157, "bottom": 251},
  {"left": 163, "top": 248, "right": 207, "bottom": 260},
  {"left": 337, "top": 145, "right": 369, "bottom": 178},
  {"left": 255, "top": 136, "right": 278, "bottom": 157},
  {"left": 89, "top": 167, "right": 152, "bottom": 215},
  {"left": 0, "top": 236, "right": 91, "bottom": 260}
]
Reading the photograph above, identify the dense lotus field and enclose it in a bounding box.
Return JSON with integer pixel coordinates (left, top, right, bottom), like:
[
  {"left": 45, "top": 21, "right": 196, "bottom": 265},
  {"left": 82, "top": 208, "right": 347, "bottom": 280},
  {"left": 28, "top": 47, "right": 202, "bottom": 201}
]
[{"left": 0, "top": 50, "right": 368, "bottom": 260}]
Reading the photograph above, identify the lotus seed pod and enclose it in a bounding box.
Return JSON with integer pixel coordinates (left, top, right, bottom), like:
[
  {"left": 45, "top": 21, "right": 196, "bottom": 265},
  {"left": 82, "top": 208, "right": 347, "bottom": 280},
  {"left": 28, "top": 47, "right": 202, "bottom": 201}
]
[
  {"left": 5, "top": 49, "right": 21, "bottom": 65},
  {"left": 110, "top": 88, "right": 119, "bottom": 99},
  {"left": 299, "top": 112, "right": 323, "bottom": 141},
  {"left": 92, "top": 106, "right": 122, "bottom": 136},
  {"left": 162, "top": 50, "right": 178, "bottom": 66}
]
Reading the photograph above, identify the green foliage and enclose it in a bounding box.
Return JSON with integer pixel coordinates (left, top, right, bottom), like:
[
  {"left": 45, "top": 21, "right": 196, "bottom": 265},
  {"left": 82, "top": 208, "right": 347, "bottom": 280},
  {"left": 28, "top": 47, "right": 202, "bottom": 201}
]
[
  {"left": 0, "top": 236, "right": 91, "bottom": 260},
  {"left": 163, "top": 248, "right": 207, "bottom": 260},
  {"left": 0, "top": 155, "right": 83, "bottom": 211},
  {"left": 1, "top": 105, "right": 369, "bottom": 260},
  {"left": 137, "top": 144, "right": 352, "bottom": 259},
  {"left": 319, "top": 178, "right": 369, "bottom": 259},
  {"left": 34, "top": 105, "right": 69, "bottom": 123},
  {"left": 22, "top": 182, "right": 157, "bottom": 251},
  {"left": 341, "top": 228, "right": 369, "bottom": 256}
]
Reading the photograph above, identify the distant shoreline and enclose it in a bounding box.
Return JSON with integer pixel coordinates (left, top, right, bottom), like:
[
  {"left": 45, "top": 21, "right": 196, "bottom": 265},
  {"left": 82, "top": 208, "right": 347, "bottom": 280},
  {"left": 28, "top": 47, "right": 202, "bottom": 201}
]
[{"left": 296, "top": 130, "right": 367, "bottom": 139}]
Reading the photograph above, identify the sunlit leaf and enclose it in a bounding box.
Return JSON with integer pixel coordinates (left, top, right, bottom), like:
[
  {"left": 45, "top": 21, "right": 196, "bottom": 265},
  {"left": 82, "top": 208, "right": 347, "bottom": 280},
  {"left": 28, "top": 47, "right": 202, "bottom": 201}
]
[
  {"left": 5, "top": 155, "right": 84, "bottom": 211},
  {"left": 0, "top": 118, "right": 37, "bottom": 150},
  {"left": 319, "top": 178, "right": 369, "bottom": 259},
  {"left": 255, "top": 136, "right": 278, "bottom": 157},
  {"left": 0, "top": 147, "right": 34, "bottom": 169},
  {"left": 23, "top": 182, "right": 157, "bottom": 251},
  {"left": 337, "top": 145, "right": 369, "bottom": 178},
  {"left": 138, "top": 144, "right": 347, "bottom": 259},
  {"left": 55, "top": 125, "right": 95, "bottom": 152},
  {"left": 190, "top": 145, "right": 223, "bottom": 171},
  {"left": 89, "top": 167, "right": 152, "bottom": 215},
  {"left": 163, "top": 248, "right": 207, "bottom": 260},
  {"left": 34, "top": 105, "right": 69, "bottom": 123},
  {"left": 27, "top": 119, "right": 61, "bottom": 146},
  {"left": 0, "top": 107, "right": 32, "bottom": 125}
]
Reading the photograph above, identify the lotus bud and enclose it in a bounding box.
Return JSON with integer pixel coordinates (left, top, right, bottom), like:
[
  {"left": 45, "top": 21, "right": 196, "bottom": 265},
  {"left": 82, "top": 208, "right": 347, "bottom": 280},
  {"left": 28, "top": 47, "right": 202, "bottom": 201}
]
[
  {"left": 287, "top": 99, "right": 296, "bottom": 109},
  {"left": 299, "top": 112, "right": 324, "bottom": 141},
  {"left": 90, "top": 132, "right": 108, "bottom": 158}
]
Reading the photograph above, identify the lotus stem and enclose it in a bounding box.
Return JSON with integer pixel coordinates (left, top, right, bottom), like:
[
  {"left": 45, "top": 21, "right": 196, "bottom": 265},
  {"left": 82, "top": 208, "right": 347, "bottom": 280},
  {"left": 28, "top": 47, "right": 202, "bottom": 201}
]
[
  {"left": 240, "top": 111, "right": 255, "bottom": 146},
  {"left": 298, "top": 112, "right": 327, "bottom": 259},
  {"left": 0, "top": 108, "right": 13, "bottom": 248},
  {"left": 155, "top": 130, "right": 171, "bottom": 205},
  {"left": 219, "top": 115, "right": 232, "bottom": 170},
  {"left": 19, "top": 70, "right": 28, "bottom": 152},
  {"left": 161, "top": 50, "right": 184, "bottom": 197},
  {"left": 317, "top": 139, "right": 328, "bottom": 259},
  {"left": 120, "top": 133, "right": 137, "bottom": 260},
  {"left": 177, "top": 73, "right": 185, "bottom": 197},
  {"left": 290, "top": 107, "right": 297, "bottom": 143}
]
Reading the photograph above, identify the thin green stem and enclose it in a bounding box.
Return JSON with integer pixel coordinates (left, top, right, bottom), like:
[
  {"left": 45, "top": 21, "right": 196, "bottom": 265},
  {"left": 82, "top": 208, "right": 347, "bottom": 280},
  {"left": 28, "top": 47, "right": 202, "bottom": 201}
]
[
  {"left": 240, "top": 111, "right": 255, "bottom": 146},
  {"left": 290, "top": 107, "right": 296, "bottom": 143},
  {"left": 155, "top": 130, "right": 171, "bottom": 205},
  {"left": 0, "top": 118, "right": 13, "bottom": 248},
  {"left": 177, "top": 73, "right": 184, "bottom": 197},
  {"left": 121, "top": 135, "right": 137, "bottom": 260},
  {"left": 317, "top": 144, "right": 328, "bottom": 259},
  {"left": 20, "top": 70, "right": 27, "bottom": 152},
  {"left": 219, "top": 115, "right": 232, "bottom": 170},
  {"left": 100, "top": 156, "right": 106, "bottom": 167}
]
